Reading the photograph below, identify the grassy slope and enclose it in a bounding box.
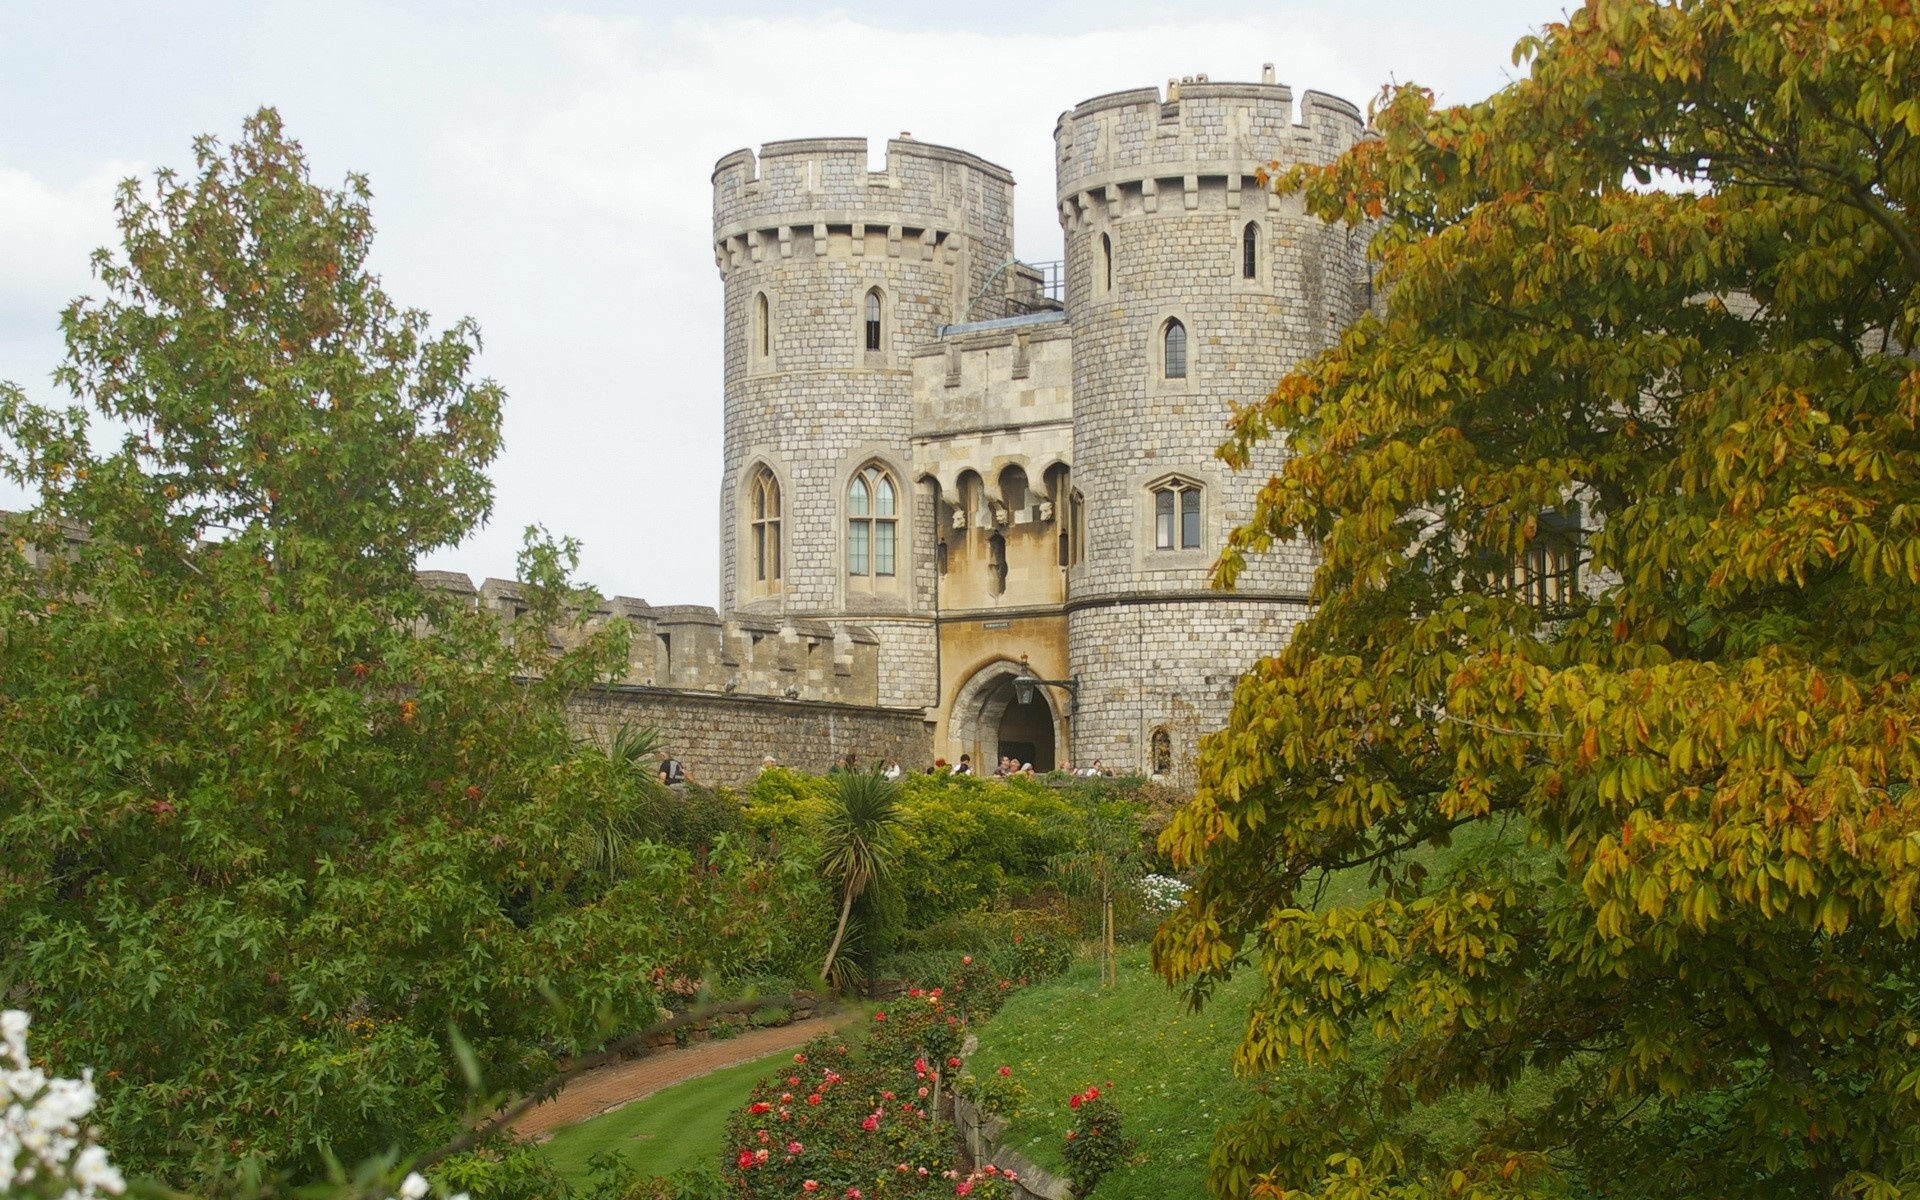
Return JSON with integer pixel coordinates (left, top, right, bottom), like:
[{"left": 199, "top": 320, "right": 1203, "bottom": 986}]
[
  {"left": 968, "top": 948, "right": 1262, "bottom": 1200},
  {"left": 536, "top": 1050, "right": 792, "bottom": 1183},
  {"left": 968, "top": 820, "right": 1539, "bottom": 1200}
]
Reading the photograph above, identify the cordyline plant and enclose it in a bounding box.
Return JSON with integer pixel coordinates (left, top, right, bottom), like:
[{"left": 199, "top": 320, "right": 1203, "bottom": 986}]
[
  {"left": 0, "top": 110, "right": 701, "bottom": 1191},
  {"left": 1153, "top": 1, "right": 1920, "bottom": 1198}
]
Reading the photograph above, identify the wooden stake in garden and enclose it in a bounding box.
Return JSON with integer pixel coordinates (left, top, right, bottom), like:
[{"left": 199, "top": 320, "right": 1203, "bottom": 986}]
[{"left": 1052, "top": 797, "right": 1145, "bottom": 988}]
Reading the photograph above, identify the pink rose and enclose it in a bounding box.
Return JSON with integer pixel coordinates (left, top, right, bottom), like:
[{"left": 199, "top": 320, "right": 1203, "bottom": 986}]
[
  {"left": 803, "top": 1182, "right": 819, "bottom": 1193},
  {"left": 787, "top": 1142, "right": 803, "bottom": 1154},
  {"left": 998, "top": 1066, "right": 1012, "bottom": 1077}
]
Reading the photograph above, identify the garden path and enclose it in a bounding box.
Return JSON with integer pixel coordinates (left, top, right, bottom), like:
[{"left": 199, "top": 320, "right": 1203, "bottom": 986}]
[{"left": 511, "top": 1015, "right": 850, "bottom": 1140}]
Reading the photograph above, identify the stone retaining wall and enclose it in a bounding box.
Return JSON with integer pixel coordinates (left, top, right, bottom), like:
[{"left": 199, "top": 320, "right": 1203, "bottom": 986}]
[
  {"left": 954, "top": 1095, "right": 1072, "bottom": 1200},
  {"left": 568, "top": 685, "right": 933, "bottom": 784}
]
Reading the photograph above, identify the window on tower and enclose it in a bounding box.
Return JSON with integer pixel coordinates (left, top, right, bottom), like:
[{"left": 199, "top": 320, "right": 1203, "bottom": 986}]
[
  {"left": 749, "top": 467, "right": 782, "bottom": 588},
  {"left": 848, "top": 464, "right": 898, "bottom": 577},
  {"left": 1242, "top": 221, "right": 1258, "bottom": 279},
  {"left": 755, "top": 292, "right": 771, "bottom": 361},
  {"left": 1152, "top": 478, "right": 1203, "bottom": 551},
  {"left": 1101, "top": 232, "right": 1113, "bottom": 292},
  {"left": 865, "top": 289, "right": 883, "bottom": 351},
  {"left": 1163, "top": 318, "right": 1187, "bottom": 378}
]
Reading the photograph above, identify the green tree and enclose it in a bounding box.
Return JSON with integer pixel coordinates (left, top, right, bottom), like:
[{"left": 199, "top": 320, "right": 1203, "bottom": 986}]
[
  {"left": 0, "top": 110, "right": 678, "bottom": 1191},
  {"left": 818, "top": 770, "right": 906, "bottom": 984},
  {"left": 1154, "top": 1, "right": 1920, "bottom": 1196}
]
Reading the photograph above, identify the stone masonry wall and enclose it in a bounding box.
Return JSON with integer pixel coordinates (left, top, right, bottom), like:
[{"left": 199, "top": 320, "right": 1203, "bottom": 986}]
[
  {"left": 569, "top": 687, "right": 932, "bottom": 785},
  {"left": 1066, "top": 596, "right": 1308, "bottom": 779}
]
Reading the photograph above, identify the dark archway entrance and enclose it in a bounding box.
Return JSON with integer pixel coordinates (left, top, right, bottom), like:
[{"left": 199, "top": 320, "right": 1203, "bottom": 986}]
[
  {"left": 989, "top": 677, "right": 1055, "bottom": 772},
  {"left": 949, "top": 659, "right": 1063, "bottom": 774}
]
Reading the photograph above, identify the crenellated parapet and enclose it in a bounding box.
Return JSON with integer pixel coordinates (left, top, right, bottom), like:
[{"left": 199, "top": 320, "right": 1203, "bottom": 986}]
[
  {"left": 1053, "top": 74, "right": 1365, "bottom": 230},
  {"left": 423, "top": 573, "right": 887, "bottom": 708},
  {"left": 711, "top": 137, "right": 1015, "bottom": 303}
]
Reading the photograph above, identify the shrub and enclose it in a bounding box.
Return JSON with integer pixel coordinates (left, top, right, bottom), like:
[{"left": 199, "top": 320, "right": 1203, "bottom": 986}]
[
  {"left": 720, "top": 1035, "right": 949, "bottom": 1200},
  {"left": 1061, "top": 1087, "right": 1134, "bottom": 1197},
  {"left": 955, "top": 1066, "right": 1026, "bottom": 1121}
]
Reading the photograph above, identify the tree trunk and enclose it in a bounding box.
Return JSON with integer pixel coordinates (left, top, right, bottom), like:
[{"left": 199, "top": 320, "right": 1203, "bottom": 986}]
[{"left": 821, "top": 886, "right": 855, "bottom": 984}]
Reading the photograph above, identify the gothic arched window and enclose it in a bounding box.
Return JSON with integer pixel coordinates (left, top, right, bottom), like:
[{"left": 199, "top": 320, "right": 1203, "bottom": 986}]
[
  {"left": 848, "top": 465, "right": 898, "bottom": 577},
  {"left": 864, "top": 288, "right": 883, "bottom": 351},
  {"left": 750, "top": 468, "right": 782, "bottom": 586},
  {"left": 1153, "top": 478, "right": 1203, "bottom": 551},
  {"left": 1163, "top": 318, "right": 1187, "bottom": 379},
  {"left": 1101, "top": 233, "right": 1113, "bottom": 291},
  {"left": 1242, "top": 221, "right": 1258, "bottom": 279}
]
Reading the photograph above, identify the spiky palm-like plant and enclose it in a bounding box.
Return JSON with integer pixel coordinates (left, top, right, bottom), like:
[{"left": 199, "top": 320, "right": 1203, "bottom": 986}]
[{"left": 818, "top": 769, "right": 905, "bottom": 982}]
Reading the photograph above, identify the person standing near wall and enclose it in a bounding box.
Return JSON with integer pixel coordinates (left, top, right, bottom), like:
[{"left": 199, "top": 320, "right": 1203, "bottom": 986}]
[{"left": 658, "top": 749, "right": 687, "bottom": 787}]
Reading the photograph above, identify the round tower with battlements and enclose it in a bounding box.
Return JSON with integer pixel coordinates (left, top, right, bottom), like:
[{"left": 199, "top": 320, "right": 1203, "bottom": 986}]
[
  {"left": 712, "top": 137, "right": 1017, "bottom": 708},
  {"left": 1056, "top": 74, "right": 1370, "bottom": 775}
]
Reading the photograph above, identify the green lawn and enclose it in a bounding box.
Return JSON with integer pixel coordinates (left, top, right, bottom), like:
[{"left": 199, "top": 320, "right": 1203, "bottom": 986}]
[
  {"left": 536, "top": 1050, "right": 793, "bottom": 1183},
  {"left": 966, "top": 822, "right": 1539, "bottom": 1200},
  {"left": 967, "top": 947, "right": 1263, "bottom": 1200}
]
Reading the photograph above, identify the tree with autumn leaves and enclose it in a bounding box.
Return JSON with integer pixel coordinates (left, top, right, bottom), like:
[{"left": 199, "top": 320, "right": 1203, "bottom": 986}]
[{"left": 1154, "top": 1, "right": 1920, "bottom": 1197}]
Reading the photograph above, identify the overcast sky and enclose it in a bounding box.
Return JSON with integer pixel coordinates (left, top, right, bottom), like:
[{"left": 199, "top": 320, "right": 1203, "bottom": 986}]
[{"left": 1, "top": 0, "right": 1569, "bottom": 608}]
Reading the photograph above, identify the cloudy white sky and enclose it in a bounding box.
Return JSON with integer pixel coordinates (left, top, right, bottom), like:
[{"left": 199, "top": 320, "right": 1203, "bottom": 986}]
[{"left": 1, "top": 0, "right": 1569, "bottom": 608}]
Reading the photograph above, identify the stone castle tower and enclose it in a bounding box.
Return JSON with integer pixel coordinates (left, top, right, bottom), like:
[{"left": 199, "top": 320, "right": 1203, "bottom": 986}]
[
  {"left": 712, "top": 137, "right": 1019, "bottom": 708},
  {"left": 707, "top": 71, "right": 1371, "bottom": 778},
  {"left": 1055, "top": 75, "right": 1370, "bottom": 768}
]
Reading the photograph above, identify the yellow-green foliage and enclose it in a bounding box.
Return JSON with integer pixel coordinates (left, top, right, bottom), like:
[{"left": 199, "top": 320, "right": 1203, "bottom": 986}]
[
  {"left": 1156, "top": 1, "right": 1920, "bottom": 1196},
  {"left": 746, "top": 771, "right": 1087, "bottom": 929}
]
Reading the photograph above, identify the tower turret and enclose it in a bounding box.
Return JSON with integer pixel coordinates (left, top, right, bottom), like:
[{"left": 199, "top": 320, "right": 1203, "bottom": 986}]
[
  {"left": 712, "top": 137, "right": 1016, "bottom": 707},
  {"left": 1056, "top": 76, "right": 1370, "bottom": 773}
]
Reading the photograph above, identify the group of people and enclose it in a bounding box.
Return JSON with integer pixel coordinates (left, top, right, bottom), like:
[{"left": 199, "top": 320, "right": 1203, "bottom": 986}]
[{"left": 647, "top": 747, "right": 1117, "bottom": 785}]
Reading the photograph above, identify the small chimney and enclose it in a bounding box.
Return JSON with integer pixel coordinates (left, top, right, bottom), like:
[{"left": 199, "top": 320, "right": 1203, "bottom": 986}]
[{"left": 1261, "top": 62, "right": 1276, "bottom": 85}]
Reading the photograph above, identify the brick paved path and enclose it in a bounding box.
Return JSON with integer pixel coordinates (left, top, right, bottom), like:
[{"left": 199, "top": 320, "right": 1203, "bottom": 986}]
[{"left": 511, "top": 1015, "right": 850, "bottom": 1139}]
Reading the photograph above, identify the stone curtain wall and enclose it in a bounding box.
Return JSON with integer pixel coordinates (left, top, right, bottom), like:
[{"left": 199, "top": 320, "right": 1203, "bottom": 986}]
[{"left": 569, "top": 686, "right": 933, "bottom": 784}]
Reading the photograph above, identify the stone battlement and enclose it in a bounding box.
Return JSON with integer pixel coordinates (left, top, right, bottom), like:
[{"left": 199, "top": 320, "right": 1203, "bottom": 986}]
[
  {"left": 424, "top": 572, "right": 888, "bottom": 708},
  {"left": 712, "top": 136, "right": 1016, "bottom": 272},
  {"left": 1054, "top": 74, "right": 1365, "bottom": 214}
]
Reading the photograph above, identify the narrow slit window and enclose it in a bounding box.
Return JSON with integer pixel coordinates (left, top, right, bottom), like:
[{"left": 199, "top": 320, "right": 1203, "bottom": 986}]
[
  {"left": 756, "top": 293, "right": 770, "bottom": 358},
  {"left": 1164, "top": 318, "right": 1187, "bottom": 378},
  {"left": 1101, "top": 232, "right": 1113, "bottom": 291},
  {"left": 864, "top": 289, "right": 882, "bottom": 351},
  {"left": 1242, "top": 221, "right": 1258, "bottom": 279}
]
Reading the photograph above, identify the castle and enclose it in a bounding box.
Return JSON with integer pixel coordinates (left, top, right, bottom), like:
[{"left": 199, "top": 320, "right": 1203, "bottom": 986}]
[
  {"left": 406, "top": 72, "right": 1375, "bottom": 780},
  {"left": 698, "top": 70, "right": 1371, "bottom": 777}
]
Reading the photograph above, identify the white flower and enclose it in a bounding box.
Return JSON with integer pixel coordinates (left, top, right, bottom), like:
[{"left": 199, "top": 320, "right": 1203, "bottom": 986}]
[
  {"left": 0, "top": 1010, "right": 125, "bottom": 1200},
  {"left": 399, "top": 1172, "right": 431, "bottom": 1200}
]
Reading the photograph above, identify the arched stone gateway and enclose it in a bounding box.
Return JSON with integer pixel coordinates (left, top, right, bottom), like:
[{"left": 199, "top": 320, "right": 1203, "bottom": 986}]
[{"left": 948, "top": 659, "right": 1060, "bottom": 773}]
